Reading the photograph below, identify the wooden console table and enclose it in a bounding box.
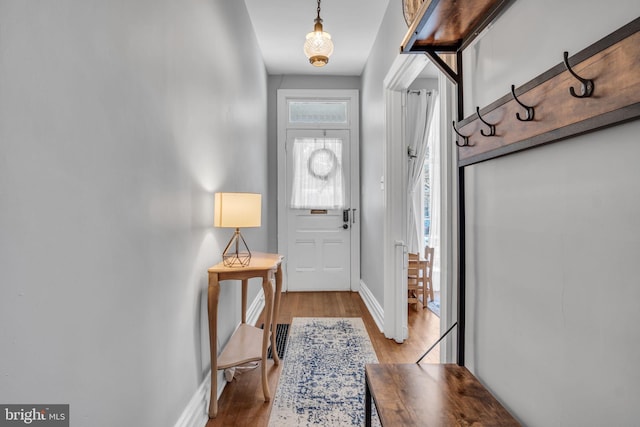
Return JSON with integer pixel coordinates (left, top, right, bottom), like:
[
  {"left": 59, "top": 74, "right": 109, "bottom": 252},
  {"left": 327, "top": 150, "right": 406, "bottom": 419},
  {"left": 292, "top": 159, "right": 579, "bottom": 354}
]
[
  {"left": 365, "top": 363, "right": 520, "bottom": 426},
  {"left": 207, "top": 252, "right": 284, "bottom": 418}
]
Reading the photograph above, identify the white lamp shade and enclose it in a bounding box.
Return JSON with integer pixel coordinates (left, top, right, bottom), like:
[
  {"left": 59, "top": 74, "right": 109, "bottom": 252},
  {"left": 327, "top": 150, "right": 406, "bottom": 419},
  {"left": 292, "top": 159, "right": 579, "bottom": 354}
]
[{"left": 214, "top": 193, "right": 262, "bottom": 228}]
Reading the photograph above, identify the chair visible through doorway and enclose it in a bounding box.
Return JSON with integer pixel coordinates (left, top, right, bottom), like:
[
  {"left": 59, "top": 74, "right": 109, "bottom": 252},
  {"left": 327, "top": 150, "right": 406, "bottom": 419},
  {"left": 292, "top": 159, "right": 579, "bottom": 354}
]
[{"left": 407, "top": 246, "right": 434, "bottom": 310}]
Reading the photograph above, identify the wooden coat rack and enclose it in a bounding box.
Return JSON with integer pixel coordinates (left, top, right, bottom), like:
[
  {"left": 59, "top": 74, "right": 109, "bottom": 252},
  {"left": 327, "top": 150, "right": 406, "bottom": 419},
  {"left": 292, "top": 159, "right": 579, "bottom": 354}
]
[{"left": 454, "top": 17, "right": 640, "bottom": 167}]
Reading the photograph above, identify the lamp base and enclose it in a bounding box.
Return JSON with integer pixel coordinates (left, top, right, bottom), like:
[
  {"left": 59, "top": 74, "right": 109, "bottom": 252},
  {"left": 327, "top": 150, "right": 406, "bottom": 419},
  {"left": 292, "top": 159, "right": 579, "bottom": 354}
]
[{"left": 222, "top": 228, "right": 252, "bottom": 267}]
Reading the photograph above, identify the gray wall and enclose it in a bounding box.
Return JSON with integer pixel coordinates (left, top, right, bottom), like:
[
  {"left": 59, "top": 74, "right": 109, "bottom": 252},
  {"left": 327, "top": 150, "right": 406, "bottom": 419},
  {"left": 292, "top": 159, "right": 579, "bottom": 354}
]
[
  {"left": 463, "top": 1, "right": 640, "bottom": 425},
  {"left": 359, "top": 1, "right": 409, "bottom": 303},
  {"left": 409, "top": 78, "right": 438, "bottom": 92},
  {"left": 0, "top": 1, "right": 268, "bottom": 426}
]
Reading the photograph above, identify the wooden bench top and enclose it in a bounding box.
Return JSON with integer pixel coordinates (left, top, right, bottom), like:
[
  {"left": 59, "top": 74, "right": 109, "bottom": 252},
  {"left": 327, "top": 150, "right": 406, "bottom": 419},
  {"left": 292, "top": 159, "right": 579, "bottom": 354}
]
[{"left": 365, "top": 363, "right": 520, "bottom": 426}]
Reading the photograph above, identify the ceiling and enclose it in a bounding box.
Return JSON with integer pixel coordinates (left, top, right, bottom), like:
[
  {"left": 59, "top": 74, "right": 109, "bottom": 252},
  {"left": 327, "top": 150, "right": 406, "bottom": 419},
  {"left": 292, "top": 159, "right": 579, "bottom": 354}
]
[{"left": 243, "top": 0, "right": 394, "bottom": 76}]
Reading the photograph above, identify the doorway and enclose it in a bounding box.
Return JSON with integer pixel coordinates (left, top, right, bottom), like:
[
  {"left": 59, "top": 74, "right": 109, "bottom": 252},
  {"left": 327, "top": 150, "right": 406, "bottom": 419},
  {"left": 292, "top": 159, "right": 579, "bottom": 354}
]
[
  {"left": 383, "top": 56, "right": 456, "bottom": 358},
  {"left": 277, "top": 90, "right": 360, "bottom": 292}
]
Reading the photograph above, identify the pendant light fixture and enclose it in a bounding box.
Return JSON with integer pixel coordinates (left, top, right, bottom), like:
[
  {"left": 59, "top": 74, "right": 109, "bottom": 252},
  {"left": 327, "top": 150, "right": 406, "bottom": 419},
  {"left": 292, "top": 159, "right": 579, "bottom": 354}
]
[{"left": 303, "top": 0, "right": 334, "bottom": 67}]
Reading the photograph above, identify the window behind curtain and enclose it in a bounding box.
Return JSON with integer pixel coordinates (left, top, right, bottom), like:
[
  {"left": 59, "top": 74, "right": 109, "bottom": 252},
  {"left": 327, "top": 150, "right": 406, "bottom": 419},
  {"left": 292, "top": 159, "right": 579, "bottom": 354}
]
[
  {"left": 290, "top": 137, "right": 345, "bottom": 209},
  {"left": 423, "top": 156, "right": 431, "bottom": 246}
]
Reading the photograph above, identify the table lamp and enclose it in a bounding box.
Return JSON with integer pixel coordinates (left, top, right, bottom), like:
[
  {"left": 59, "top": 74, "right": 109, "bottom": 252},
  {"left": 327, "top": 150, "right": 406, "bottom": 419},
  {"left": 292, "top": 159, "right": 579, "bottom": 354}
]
[{"left": 214, "top": 192, "right": 262, "bottom": 267}]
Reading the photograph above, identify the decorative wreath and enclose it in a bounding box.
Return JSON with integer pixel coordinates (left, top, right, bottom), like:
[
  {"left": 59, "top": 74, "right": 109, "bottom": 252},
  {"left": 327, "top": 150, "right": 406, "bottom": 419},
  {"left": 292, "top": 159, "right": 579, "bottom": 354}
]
[
  {"left": 307, "top": 147, "right": 338, "bottom": 181},
  {"left": 402, "top": 0, "right": 424, "bottom": 27}
]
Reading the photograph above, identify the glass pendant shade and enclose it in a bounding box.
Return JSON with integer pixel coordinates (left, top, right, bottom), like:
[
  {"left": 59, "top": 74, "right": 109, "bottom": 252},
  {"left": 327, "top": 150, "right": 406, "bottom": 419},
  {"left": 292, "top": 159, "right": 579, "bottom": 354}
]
[{"left": 304, "top": 22, "right": 334, "bottom": 67}]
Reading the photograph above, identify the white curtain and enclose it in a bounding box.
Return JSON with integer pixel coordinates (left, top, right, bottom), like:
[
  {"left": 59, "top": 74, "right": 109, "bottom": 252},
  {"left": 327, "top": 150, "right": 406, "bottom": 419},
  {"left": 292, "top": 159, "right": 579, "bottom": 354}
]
[
  {"left": 290, "top": 137, "right": 345, "bottom": 209},
  {"left": 427, "top": 103, "right": 441, "bottom": 292},
  {"left": 406, "top": 90, "right": 438, "bottom": 254}
]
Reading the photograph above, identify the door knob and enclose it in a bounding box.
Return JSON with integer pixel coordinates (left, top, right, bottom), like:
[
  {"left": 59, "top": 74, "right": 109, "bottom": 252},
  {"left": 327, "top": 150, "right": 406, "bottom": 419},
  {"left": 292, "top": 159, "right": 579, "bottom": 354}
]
[{"left": 342, "top": 224, "right": 349, "bottom": 229}]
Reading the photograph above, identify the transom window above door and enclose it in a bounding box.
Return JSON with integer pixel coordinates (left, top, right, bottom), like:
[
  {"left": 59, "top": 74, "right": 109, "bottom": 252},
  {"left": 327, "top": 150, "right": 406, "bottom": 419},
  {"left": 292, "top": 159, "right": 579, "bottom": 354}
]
[{"left": 287, "top": 101, "right": 349, "bottom": 125}]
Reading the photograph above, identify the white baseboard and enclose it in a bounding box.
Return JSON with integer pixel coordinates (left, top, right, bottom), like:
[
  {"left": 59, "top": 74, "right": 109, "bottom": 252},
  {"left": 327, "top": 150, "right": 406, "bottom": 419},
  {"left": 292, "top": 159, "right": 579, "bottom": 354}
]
[
  {"left": 246, "top": 288, "right": 266, "bottom": 326},
  {"left": 358, "top": 280, "right": 384, "bottom": 333},
  {"left": 173, "top": 371, "right": 209, "bottom": 427},
  {"left": 174, "top": 290, "right": 266, "bottom": 427},
  {"left": 173, "top": 370, "right": 228, "bottom": 427}
]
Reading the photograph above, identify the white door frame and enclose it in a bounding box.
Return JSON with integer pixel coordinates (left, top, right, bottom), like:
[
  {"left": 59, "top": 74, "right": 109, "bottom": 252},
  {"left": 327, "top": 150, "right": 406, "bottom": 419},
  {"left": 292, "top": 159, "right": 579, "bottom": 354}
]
[
  {"left": 277, "top": 89, "right": 360, "bottom": 292},
  {"left": 383, "top": 54, "right": 429, "bottom": 342},
  {"left": 382, "top": 54, "right": 456, "bottom": 352}
]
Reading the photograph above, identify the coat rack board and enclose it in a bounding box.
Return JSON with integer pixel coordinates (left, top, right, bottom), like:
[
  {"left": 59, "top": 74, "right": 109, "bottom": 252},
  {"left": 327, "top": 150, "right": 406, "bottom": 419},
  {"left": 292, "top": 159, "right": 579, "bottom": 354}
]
[
  {"left": 455, "top": 17, "right": 640, "bottom": 167},
  {"left": 401, "top": 0, "right": 515, "bottom": 84}
]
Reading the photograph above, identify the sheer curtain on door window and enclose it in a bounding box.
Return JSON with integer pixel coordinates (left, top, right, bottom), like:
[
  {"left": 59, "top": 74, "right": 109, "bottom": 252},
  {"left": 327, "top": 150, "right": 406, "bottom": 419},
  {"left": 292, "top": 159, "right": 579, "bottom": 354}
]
[{"left": 290, "top": 137, "right": 345, "bottom": 209}]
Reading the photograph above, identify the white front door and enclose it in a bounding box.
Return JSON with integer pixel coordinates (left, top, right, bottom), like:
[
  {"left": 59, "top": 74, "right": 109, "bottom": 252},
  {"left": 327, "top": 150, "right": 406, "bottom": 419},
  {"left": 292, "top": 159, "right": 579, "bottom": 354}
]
[
  {"left": 277, "top": 89, "right": 360, "bottom": 292},
  {"left": 285, "top": 130, "right": 351, "bottom": 291}
]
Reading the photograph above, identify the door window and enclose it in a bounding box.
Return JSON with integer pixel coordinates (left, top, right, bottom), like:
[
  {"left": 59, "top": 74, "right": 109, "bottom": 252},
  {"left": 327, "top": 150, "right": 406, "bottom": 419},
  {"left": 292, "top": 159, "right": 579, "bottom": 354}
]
[{"left": 290, "top": 138, "right": 345, "bottom": 209}]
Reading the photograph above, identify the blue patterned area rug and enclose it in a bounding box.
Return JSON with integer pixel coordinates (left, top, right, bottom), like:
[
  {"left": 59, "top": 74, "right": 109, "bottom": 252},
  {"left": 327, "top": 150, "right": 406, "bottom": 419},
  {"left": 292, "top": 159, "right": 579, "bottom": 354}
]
[{"left": 268, "top": 317, "right": 380, "bottom": 426}]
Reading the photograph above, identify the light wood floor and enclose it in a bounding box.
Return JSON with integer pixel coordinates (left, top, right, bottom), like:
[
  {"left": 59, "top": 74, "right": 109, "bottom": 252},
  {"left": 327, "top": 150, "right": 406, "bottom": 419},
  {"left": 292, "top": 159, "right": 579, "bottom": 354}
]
[{"left": 204, "top": 291, "right": 440, "bottom": 427}]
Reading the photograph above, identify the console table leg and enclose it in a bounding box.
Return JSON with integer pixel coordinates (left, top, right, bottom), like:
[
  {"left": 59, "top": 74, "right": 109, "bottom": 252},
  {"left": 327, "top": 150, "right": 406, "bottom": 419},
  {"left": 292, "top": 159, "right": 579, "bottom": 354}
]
[
  {"left": 271, "top": 264, "right": 283, "bottom": 365},
  {"left": 261, "top": 273, "right": 274, "bottom": 401},
  {"left": 241, "top": 279, "right": 248, "bottom": 324},
  {"left": 207, "top": 273, "right": 220, "bottom": 418}
]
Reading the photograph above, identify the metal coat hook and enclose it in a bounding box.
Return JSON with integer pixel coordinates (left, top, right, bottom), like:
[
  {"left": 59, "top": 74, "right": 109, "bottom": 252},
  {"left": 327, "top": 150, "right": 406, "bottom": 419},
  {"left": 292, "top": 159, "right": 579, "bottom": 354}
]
[
  {"left": 452, "top": 121, "right": 470, "bottom": 147},
  {"left": 476, "top": 106, "right": 496, "bottom": 137},
  {"left": 510, "top": 85, "right": 535, "bottom": 121},
  {"left": 563, "top": 51, "right": 594, "bottom": 98}
]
